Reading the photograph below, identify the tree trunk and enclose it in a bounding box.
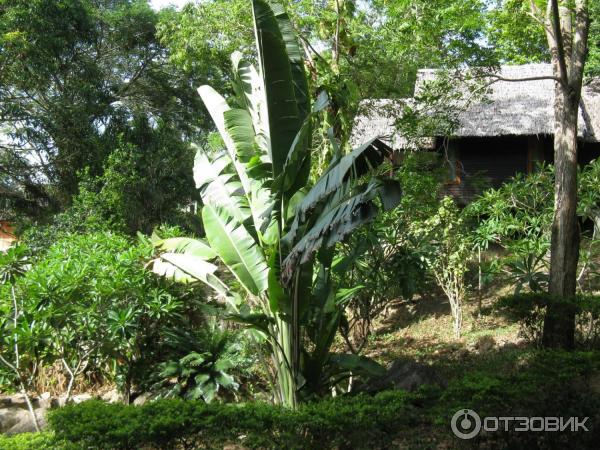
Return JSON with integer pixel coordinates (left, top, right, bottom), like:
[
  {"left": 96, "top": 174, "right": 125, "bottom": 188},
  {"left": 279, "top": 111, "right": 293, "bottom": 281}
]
[
  {"left": 450, "top": 293, "right": 463, "bottom": 339},
  {"left": 538, "top": 0, "right": 589, "bottom": 349},
  {"left": 543, "top": 86, "right": 580, "bottom": 349},
  {"left": 62, "top": 358, "right": 75, "bottom": 403}
]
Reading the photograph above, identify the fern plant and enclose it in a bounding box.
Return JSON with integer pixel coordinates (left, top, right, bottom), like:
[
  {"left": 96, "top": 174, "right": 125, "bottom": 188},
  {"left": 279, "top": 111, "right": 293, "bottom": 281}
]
[{"left": 153, "top": 328, "right": 239, "bottom": 403}]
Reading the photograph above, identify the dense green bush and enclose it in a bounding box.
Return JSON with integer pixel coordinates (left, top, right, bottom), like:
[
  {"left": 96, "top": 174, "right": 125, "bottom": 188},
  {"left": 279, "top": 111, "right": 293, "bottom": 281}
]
[
  {"left": 48, "top": 391, "right": 419, "bottom": 450},
  {"left": 440, "top": 350, "right": 600, "bottom": 449},
  {"left": 45, "top": 350, "right": 600, "bottom": 450},
  {"left": 0, "top": 432, "right": 60, "bottom": 450},
  {"left": 466, "top": 159, "right": 600, "bottom": 296},
  {"left": 0, "top": 231, "right": 216, "bottom": 400}
]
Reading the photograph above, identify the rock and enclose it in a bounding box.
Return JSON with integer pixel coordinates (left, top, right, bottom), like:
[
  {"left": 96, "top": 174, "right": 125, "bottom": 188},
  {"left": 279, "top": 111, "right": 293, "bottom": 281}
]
[
  {"left": 101, "top": 388, "right": 122, "bottom": 404},
  {"left": 359, "top": 359, "right": 447, "bottom": 393},
  {"left": 0, "top": 394, "right": 47, "bottom": 434},
  {"left": 5, "top": 412, "right": 46, "bottom": 435},
  {"left": 1, "top": 395, "right": 38, "bottom": 408},
  {"left": 0, "top": 406, "right": 29, "bottom": 433},
  {"left": 55, "top": 395, "right": 69, "bottom": 408},
  {"left": 132, "top": 392, "right": 153, "bottom": 406},
  {"left": 38, "top": 392, "right": 53, "bottom": 410},
  {"left": 72, "top": 393, "right": 93, "bottom": 404},
  {"left": 55, "top": 393, "right": 94, "bottom": 407}
]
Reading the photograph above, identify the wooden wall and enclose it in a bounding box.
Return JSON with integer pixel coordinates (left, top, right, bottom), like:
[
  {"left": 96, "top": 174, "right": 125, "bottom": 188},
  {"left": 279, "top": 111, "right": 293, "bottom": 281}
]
[{"left": 439, "top": 135, "right": 600, "bottom": 204}]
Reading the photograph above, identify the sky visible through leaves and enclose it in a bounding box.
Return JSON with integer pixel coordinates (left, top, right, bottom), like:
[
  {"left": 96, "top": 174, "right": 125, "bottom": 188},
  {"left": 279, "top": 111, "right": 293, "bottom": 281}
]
[{"left": 150, "top": 0, "right": 189, "bottom": 10}]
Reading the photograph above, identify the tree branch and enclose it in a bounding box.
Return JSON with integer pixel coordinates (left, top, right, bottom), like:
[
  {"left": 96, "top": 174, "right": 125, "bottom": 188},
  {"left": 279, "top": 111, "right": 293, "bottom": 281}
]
[
  {"left": 571, "top": 0, "right": 590, "bottom": 87},
  {"left": 485, "top": 74, "right": 564, "bottom": 84},
  {"left": 549, "top": 0, "right": 569, "bottom": 84},
  {"left": 528, "top": 0, "right": 552, "bottom": 32}
]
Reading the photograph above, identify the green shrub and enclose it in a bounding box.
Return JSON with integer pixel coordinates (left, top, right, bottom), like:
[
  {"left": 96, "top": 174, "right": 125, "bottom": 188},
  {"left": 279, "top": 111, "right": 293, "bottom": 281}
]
[
  {"left": 0, "top": 231, "right": 213, "bottom": 399},
  {"left": 439, "top": 350, "right": 600, "bottom": 449},
  {"left": 0, "top": 432, "right": 61, "bottom": 450},
  {"left": 48, "top": 391, "right": 418, "bottom": 450},
  {"left": 44, "top": 350, "right": 600, "bottom": 450},
  {"left": 150, "top": 324, "right": 242, "bottom": 403}
]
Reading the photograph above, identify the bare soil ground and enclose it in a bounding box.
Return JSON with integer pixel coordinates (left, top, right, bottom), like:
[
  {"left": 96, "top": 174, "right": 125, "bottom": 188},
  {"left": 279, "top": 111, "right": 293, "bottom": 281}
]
[{"left": 364, "top": 282, "right": 522, "bottom": 370}]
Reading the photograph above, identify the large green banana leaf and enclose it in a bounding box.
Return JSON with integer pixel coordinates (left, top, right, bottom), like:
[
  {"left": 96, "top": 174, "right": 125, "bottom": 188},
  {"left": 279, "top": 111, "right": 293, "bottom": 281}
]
[
  {"left": 202, "top": 204, "right": 269, "bottom": 296},
  {"left": 194, "top": 148, "right": 270, "bottom": 243},
  {"left": 193, "top": 148, "right": 230, "bottom": 188},
  {"left": 151, "top": 236, "right": 217, "bottom": 260},
  {"left": 152, "top": 253, "right": 228, "bottom": 295},
  {"left": 267, "top": 1, "right": 309, "bottom": 124},
  {"left": 194, "top": 151, "right": 251, "bottom": 224},
  {"left": 276, "top": 91, "right": 329, "bottom": 193},
  {"left": 296, "top": 138, "right": 393, "bottom": 221},
  {"left": 223, "top": 108, "right": 258, "bottom": 164},
  {"left": 197, "top": 85, "right": 253, "bottom": 195},
  {"left": 252, "top": 0, "right": 302, "bottom": 178},
  {"left": 231, "top": 52, "right": 270, "bottom": 156},
  {"left": 282, "top": 179, "right": 401, "bottom": 278}
]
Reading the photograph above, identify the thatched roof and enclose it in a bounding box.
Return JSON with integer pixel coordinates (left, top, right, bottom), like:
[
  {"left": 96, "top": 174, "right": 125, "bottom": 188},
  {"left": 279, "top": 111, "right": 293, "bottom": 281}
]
[
  {"left": 350, "top": 64, "right": 600, "bottom": 148},
  {"left": 350, "top": 99, "right": 413, "bottom": 149}
]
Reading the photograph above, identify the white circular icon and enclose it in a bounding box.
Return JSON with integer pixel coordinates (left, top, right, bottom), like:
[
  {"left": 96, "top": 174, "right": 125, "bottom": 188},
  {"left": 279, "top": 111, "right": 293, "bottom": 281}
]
[{"left": 451, "top": 409, "right": 482, "bottom": 439}]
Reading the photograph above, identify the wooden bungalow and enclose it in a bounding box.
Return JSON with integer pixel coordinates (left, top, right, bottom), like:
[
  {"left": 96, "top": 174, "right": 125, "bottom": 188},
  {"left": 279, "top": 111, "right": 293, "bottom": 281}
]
[{"left": 350, "top": 64, "right": 600, "bottom": 203}]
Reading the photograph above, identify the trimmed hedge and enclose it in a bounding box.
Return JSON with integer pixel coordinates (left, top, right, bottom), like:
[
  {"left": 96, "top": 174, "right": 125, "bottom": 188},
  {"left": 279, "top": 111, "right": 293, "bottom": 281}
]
[
  {"left": 0, "top": 432, "right": 60, "bottom": 450},
  {"left": 32, "top": 350, "right": 600, "bottom": 449},
  {"left": 48, "top": 390, "right": 420, "bottom": 450},
  {"left": 439, "top": 350, "right": 600, "bottom": 449}
]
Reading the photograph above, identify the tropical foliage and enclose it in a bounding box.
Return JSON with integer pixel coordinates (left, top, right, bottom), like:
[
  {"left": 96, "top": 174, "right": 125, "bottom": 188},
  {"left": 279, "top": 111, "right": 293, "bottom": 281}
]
[
  {"left": 1, "top": 0, "right": 600, "bottom": 445},
  {"left": 0, "top": 232, "right": 223, "bottom": 404},
  {"left": 151, "top": 0, "right": 400, "bottom": 407},
  {"left": 151, "top": 325, "right": 241, "bottom": 403},
  {"left": 467, "top": 160, "right": 600, "bottom": 296}
]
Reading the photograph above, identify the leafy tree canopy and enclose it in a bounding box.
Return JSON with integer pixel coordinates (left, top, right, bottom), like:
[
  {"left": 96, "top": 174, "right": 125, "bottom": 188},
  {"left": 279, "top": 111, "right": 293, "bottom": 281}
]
[
  {"left": 0, "top": 0, "right": 209, "bottom": 223},
  {"left": 485, "top": 0, "right": 599, "bottom": 77}
]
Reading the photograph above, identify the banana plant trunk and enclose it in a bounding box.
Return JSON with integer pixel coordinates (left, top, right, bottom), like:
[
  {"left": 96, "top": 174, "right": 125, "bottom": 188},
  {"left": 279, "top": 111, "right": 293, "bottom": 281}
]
[{"left": 273, "top": 317, "right": 297, "bottom": 408}]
